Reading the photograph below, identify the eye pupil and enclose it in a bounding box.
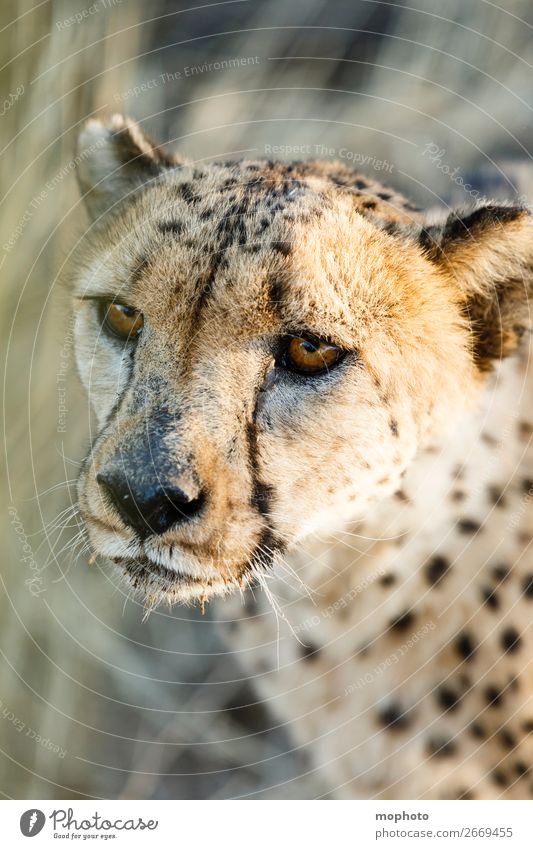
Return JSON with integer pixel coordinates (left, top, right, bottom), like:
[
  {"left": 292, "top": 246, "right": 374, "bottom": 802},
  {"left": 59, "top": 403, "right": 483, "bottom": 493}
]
[
  {"left": 102, "top": 301, "right": 144, "bottom": 340},
  {"left": 282, "top": 335, "right": 344, "bottom": 375}
]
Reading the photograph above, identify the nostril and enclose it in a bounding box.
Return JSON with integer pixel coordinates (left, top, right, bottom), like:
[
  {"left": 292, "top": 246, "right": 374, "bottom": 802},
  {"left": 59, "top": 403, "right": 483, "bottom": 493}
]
[
  {"left": 96, "top": 470, "right": 205, "bottom": 538},
  {"left": 172, "top": 490, "right": 205, "bottom": 520}
]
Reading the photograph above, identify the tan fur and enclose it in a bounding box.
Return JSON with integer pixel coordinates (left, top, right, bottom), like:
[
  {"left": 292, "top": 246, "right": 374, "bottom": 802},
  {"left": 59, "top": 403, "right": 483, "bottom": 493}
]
[{"left": 72, "top": 116, "right": 533, "bottom": 798}]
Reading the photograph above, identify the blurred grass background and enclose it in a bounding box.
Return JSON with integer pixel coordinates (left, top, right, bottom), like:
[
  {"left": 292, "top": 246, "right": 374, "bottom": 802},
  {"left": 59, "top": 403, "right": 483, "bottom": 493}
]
[{"left": 1, "top": 0, "right": 533, "bottom": 799}]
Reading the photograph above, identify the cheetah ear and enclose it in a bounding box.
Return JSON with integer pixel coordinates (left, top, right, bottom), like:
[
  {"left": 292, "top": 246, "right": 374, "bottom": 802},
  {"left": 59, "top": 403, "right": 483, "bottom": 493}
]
[
  {"left": 419, "top": 203, "right": 533, "bottom": 372},
  {"left": 76, "top": 114, "right": 184, "bottom": 220}
]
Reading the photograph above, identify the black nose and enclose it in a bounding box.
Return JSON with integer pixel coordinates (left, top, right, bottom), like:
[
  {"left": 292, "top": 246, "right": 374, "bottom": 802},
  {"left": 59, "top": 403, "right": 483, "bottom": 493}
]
[{"left": 96, "top": 470, "right": 205, "bottom": 538}]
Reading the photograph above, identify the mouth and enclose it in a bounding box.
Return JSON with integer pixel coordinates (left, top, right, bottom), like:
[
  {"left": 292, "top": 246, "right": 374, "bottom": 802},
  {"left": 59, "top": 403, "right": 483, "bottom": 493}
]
[
  {"left": 109, "top": 552, "right": 250, "bottom": 608},
  {"left": 82, "top": 511, "right": 275, "bottom": 608}
]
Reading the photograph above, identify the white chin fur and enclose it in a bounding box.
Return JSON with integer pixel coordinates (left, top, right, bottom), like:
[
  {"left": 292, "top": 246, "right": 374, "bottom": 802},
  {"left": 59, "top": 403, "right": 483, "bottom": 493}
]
[
  {"left": 88, "top": 524, "right": 230, "bottom": 586},
  {"left": 143, "top": 540, "right": 222, "bottom": 582}
]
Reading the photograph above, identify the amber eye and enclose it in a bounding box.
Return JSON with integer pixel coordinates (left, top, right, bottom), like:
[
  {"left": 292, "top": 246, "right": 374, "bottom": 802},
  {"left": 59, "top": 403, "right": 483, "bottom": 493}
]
[
  {"left": 101, "top": 301, "right": 144, "bottom": 340},
  {"left": 281, "top": 335, "right": 344, "bottom": 375}
]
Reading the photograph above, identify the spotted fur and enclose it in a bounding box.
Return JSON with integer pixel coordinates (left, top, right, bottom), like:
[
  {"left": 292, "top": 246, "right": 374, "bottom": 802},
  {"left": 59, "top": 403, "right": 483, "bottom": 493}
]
[{"left": 72, "top": 115, "right": 533, "bottom": 798}]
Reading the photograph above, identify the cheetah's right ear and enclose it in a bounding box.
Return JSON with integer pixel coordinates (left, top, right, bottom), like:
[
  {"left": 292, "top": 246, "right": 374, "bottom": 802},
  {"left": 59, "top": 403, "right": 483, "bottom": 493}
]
[
  {"left": 76, "top": 114, "right": 184, "bottom": 220},
  {"left": 418, "top": 203, "right": 533, "bottom": 372}
]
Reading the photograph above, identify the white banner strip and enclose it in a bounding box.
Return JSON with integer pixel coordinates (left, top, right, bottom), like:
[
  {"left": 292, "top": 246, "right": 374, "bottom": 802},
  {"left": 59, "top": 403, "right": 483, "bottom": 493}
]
[{"left": 2, "top": 799, "right": 533, "bottom": 847}]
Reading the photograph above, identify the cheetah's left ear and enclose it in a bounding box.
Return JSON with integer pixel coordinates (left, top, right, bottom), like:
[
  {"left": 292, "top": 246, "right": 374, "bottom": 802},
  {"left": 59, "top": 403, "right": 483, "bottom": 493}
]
[
  {"left": 419, "top": 203, "right": 533, "bottom": 372},
  {"left": 76, "top": 114, "right": 184, "bottom": 220}
]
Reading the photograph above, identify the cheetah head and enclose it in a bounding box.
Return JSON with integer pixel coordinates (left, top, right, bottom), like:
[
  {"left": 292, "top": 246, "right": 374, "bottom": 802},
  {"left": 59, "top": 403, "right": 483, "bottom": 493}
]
[{"left": 72, "top": 115, "right": 533, "bottom": 606}]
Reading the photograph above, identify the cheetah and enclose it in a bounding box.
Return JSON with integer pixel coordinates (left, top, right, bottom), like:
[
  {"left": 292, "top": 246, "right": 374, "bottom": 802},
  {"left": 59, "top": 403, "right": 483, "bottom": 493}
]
[{"left": 72, "top": 114, "right": 533, "bottom": 799}]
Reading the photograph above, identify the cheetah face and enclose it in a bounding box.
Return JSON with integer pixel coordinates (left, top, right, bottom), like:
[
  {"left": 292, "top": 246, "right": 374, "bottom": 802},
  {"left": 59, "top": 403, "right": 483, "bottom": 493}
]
[{"left": 72, "top": 116, "right": 532, "bottom": 606}]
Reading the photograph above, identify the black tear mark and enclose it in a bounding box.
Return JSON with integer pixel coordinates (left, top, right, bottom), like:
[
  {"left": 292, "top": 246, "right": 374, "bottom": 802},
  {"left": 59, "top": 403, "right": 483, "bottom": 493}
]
[
  {"left": 244, "top": 416, "right": 285, "bottom": 573},
  {"left": 246, "top": 422, "right": 274, "bottom": 517}
]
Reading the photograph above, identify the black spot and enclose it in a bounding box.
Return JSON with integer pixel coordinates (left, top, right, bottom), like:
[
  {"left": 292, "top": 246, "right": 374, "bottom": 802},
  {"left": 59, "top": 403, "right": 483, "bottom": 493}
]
[
  {"left": 491, "top": 564, "right": 510, "bottom": 582},
  {"left": 522, "top": 574, "right": 533, "bottom": 598},
  {"left": 426, "top": 555, "right": 450, "bottom": 586},
  {"left": 508, "top": 674, "right": 520, "bottom": 692},
  {"left": 522, "top": 478, "right": 533, "bottom": 494},
  {"left": 380, "top": 573, "right": 396, "bottom": 587},
  {"left": 499, "top": 728, "right": 517, "bottom": 749},
  {"left": 269, "top": 278, "right": 285, "bottom": 311},
  {"left": 437, "top": 686, "right": 461, "bottom": 712},
  {"left": 491, "top": 769, "right": 509, "bottom": 787},
  {"left": 487, "top": 485, "right": 506, "bottom": 508},
  {"left": 426, "top": 736, "right": 457, "bottom": 758},
  {"left": 522, "top": 719, "right": 533, "bottom": 734},
  {"left": 469, "top": 721, "right": 485, "bottom": 739},
  {"left": 176, "top": 182, "right": 196, "bottom": 203},
  {"left": 381, "top": 221, "right": 400, "bottom": 235},
  {"left": 501, "top": 627, "right": 521, "bottom": 654},
  {"left": 515, "top": 761, "right": 530, "bottom": 777},
  {"left": 481, "top": 586, "right": 500, "bottom": 610},
  {"left": 388, "top": 610, "right": 415, "bottom": 632},
  {"left": 485, "top": 685, "right": 504, "bottom": 707},
  {"left": 456, "top": 787, "right": 474, "bottom": 800},
  {"left": 456, "top": 632, "right": 476, "bottom": 661},
  {"left": 378, "top": 191, "right": 392, "bottom": 201},
  {"left": 355, "top": 179, "right": 368, "bottom": 190},
  {"left": 199, "top": 208, "right": 214, "bottom": 221},
  {"left": 361, "top": 200, "right": 376, "bottom": 210},
  {"left": 301, "top": 641, "right": 321, "bottom": 662},
  {"left": 395, "top": 489, "right": 410, "bottom": 503},
  {"left": 377, "top": 702, "right": 411, "bottom": 730},
  {"left": 272, "top": 240, "right": 291, "bottom": 256},
  {"left": 518, "top": 420, "right": 533, "bottom": 439},
  {"left": 457, "top": 518, "right": 482, "bottom": 534},
  {"left": 158, "top": 220, "right": 183, "bottom": 235},
  {"left": 389, "top": 418, "right": 399, "bottom": 437}
]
